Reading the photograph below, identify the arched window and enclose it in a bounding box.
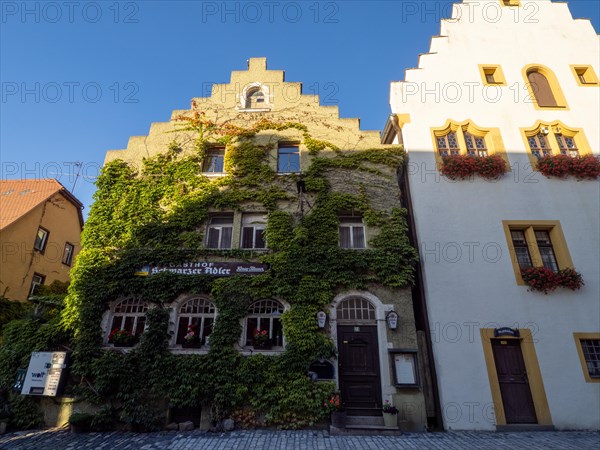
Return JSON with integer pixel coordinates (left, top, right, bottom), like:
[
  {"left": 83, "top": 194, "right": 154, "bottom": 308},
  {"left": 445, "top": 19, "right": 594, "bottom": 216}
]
[
  {"left": 245, "top": 299, "right": 284, "bottom": 348},
  {"left": 245, "top": 87, "right": 265, "bottom": 109},
  {"left": 109, "top": 298, "right": 148, "bottom": 338},
  {"left": 526, "top": 70, "right": 558, "bottom": 107},
  {"left": 337, "top": 296, "right": 376, "bottom": 322},
  {"left": 175, "top": 297, "right": 216, "bottom": 346}
]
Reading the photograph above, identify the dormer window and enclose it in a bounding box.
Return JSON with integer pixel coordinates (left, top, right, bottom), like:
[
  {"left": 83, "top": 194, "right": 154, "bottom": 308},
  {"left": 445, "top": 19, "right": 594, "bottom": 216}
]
[
  {"left": 240, "top": 83, "right": 270, "bottom": 111},
  {"left": 246, "top": 88, "right": 265, "bottom": 108}
]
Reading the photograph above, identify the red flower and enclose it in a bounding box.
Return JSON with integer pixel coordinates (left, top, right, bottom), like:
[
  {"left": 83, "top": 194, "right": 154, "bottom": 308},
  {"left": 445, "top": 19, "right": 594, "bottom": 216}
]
[{"left": 440, "top": 155, "right": 507, "bottom": 180}]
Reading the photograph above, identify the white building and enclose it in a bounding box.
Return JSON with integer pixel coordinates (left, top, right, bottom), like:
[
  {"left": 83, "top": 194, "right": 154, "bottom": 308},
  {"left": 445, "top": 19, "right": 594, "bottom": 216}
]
[{"left": 385, "top": 0, "right": 599, "bottom": 430}]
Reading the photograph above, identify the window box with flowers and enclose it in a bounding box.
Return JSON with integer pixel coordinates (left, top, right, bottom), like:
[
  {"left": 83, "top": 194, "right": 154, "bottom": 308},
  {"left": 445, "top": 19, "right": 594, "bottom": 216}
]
[
  {"left": 440, "top": 154, "right": 507, "bottom": 180},
  {"left": 382, "top": 400, "right": 399, "bottom": 428},
  {"left": 252, "top": 329, "right": 272, "bottom": 350},
  {"left": 536, "top": 154, "right": 600, "bottom": 180},
  {"left": 108, "top": 328, "right": 138, "bottom": 347},
  {"left": 181, "top": 324, "right": 203, "bottom": 348},
  {"left": 521, "top": 266, "right": 584, "bottom": 294}
]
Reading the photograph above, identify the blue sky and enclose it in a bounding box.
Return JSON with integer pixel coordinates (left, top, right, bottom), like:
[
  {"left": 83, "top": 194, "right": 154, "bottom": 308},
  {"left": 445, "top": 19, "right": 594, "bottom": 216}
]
[{"left": 1, "top": 1, "right": 598, "bottom": 217}]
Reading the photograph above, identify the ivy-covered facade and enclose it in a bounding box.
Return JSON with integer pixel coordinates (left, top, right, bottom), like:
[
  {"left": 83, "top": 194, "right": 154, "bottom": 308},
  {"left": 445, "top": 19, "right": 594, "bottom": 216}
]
[{"left": 62, "top": 58, "right": 430, "bottom": 431}]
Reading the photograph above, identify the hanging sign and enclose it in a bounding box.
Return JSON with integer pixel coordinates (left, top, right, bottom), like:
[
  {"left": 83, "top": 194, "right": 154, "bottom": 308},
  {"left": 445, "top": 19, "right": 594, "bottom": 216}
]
[{"left": 135, "top": 262, "right": 269, "bottom": 277}]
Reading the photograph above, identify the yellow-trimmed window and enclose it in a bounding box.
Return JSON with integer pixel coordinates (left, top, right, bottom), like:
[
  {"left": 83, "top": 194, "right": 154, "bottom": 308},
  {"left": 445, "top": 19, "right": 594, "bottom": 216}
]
[
  {"left": 523, "top": 65, "right": 568, "bottom": 110},
  {"left": 479, "top": 65, "right": 506, "bottom": 86},
  {"left": 522, "top": 122, "right": 591, "bottom": 163},
  {"left": 500, "top": 0, "right": 520, "bottom": 6},
  {"left": 502, "top": 221, "right": 573, "bottom": 285},
  {"left": 432, "top": 121, "right": 506, "bottom": 166},
  {"left": 571, "top": 65, "right": 599, "bottom": 87},
  {"left": 573, "top": 333, "right": 600, "bottom": 383}
]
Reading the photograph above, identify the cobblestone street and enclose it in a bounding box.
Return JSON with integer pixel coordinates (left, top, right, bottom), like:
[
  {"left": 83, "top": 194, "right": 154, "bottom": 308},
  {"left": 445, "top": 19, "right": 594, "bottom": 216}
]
[{"left": 1, "top": 429, "right": 599, "bottom": 450}]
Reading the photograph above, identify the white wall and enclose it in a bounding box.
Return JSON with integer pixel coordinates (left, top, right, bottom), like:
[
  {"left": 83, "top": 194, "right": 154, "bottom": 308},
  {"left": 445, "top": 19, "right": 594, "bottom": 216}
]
[{"left": 390, "top": 0, "right": 600, "bottom": 430}]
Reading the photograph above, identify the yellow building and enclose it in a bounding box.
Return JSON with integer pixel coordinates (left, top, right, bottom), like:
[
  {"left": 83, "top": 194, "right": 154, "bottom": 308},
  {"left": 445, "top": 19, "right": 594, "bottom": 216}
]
[{"left": 0, "top": 179, "right": 83, "bottom": 302}]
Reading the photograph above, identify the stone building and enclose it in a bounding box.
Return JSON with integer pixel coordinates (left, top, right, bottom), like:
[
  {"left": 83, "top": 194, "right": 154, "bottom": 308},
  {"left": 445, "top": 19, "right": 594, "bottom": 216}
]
[
  {"left": 0, "top": 179, "right": 83, "bottom": 301},
  {"left": 73, "top": 58, "right": 432, "bottom": 430},
  {"left": 385, "top": 0, "right": 599, "bottom": 430}
]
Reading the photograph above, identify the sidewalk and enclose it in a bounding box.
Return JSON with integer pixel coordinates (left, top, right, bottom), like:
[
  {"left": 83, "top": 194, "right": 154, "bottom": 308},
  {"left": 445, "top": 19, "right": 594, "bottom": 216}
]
[{"left": 1, "top": 428, "right": 599, "bottom": 450}]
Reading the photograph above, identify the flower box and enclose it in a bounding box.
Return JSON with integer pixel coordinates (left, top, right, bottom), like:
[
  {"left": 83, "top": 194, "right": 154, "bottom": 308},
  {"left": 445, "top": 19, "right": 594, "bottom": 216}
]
[
  {"left": 537, "top": 154, "right": 600, "bottom": 180},
  {"left": 253, "top": 340, "right": 272, "bottom": 350},
  {"left": 521, "top": 266, "right": 584, "bottom": 294},
  {"left": 440, "top": 154, "right": 507, "bottom": 180}
]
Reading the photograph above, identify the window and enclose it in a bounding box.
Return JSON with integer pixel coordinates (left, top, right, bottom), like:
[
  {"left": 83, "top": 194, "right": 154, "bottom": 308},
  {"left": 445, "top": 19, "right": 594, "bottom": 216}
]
[
  {"left": 571, "top": 66, "right": 599, "bottom": 86},
  {"left": 431, "top": 121, "right": 505, "bottom": 165},
  {"left": 34, "top": 227, "right": 49, "bottom": 252},
  {"left": 339, "top": 215, "right": 365, "bottom": 249},
  {"left": 479, "top": 65, "right": 506, "bottom": 86},
  {"left": 527, "top": 132, "right": 552, "bottom": 158},
  {"left": 523, "top": 65, "right": 568, "bottom": 109},
  {"left": 206, "top": 215, "right": 233, "bottom": 249},
  {"left": 522, "top": 122, "right": 591, "bottom": 162},
  {"left": 510, "top": 230, "right": 532, "bottom": 269},
  {"left": 500, "top": 0, "right": 520, "bottom": 6},
  {"left": 245, "top": 299, "right": 284, "bottom": 348},
  {"left": 555, "top": 134, "right": 579, "bottom": 157},
  {"left": 175, "top": 297, "right": 216, "bottom": 346},
  {"left": 464, "top": 132, "right": 488, "bottom": 157},
  {"left": 245, "top": 87, "right": 265, "bottom": 109},
  {"left": 526, "top": 70, "right": 558, "bottom": 107},
  {"left": 29, "top": 273, "right": 45, "bottom": 297},
  {"left": 62, "top": 243, "right": 75, "bottom": 266},
  {"left": 503, "top": 221, "right": 574, "bottom": 285},
  {"left": 436, "top": 132, "right": 459, "bottom": 157},
  {"left": 337, "top": 296, "right": 375, "bottom": 321},
  {"left": 202, "top": 148, "right": 225, "bottom": 173},
  {"left": 241, "top": 214, "right": 266, "bottom": 249},
  {"left": 108, "top": 298, "right": 148, "bottom": 340},
  {"left": 574, "top": 334, "right": 600, "bottom": 383},
  {"left": 278, "top": 145, "right": 300, "bottom": 173}
]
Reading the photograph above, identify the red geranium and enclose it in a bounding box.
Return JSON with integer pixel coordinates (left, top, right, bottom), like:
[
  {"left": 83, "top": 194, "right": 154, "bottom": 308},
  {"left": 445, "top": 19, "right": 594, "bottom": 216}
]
[
  {"left": 521, "top": 266, "right": 584, "bottom": 294},
  {"left": 440, "top": 155, "right": 507, "bottom": 180}
]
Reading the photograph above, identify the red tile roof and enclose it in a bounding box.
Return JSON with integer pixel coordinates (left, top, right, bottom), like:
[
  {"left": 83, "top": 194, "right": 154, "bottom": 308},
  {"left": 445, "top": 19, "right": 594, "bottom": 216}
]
[{"left": 0, "top": 179, "right": 83, "bottom": 230}]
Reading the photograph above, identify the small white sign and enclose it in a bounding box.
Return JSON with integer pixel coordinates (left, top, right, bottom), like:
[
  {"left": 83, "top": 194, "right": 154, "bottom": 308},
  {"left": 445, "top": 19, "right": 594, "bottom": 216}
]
[{"left": 394, "top": 353, "right": 416, "bottom": 385}]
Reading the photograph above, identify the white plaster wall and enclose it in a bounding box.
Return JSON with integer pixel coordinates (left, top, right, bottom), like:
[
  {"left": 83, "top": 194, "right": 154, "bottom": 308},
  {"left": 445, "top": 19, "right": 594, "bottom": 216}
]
[{"left": 390, "top": 0, "right": 600, "bottom": 430}]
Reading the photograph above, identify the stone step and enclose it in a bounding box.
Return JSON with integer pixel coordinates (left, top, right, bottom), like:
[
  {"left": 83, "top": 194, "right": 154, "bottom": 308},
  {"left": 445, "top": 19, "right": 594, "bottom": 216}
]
[
  {"left": 346, "top": 415, "right": 384, "bottom": 427},
  {"left": 330, "top": 425, "right": 402, "bottom": 436}
]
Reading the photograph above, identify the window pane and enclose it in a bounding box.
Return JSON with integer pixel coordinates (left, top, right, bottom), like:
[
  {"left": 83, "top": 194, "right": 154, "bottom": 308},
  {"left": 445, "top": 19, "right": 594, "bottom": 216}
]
[
  {"left": 515, "top": 248, "right": 533, "bottom": 269},
  {"left": 539, "top": 247, "right": 558, "bottom": 271},
  {"left": 134, "top": 317, "right": 146, "bottom": 336},
  {"left": 278, "top": 147, "right": 300, "bottom": 173},
  {"left": 254, "top": 229, "right": 266, "bottom": 249},
  {"left": 176, "top": 317, "right": 189, "bottom": 345},
  {"left": 339, "top": 227, "right": 351, "bottom": 248},
  {"left": 62, "top": 243, "right": 74, "bottom": 265},
  {"left": 34, "top": 228, "right": 47, "bottom": 251},
  {"left": 246, "top": 317, "right": 259, "bottom": 345},
  {"left": 581, "top": 340, "right": 600, "bottom": 378},
  {"left": 241, "top": 227, "right": 254, "bottom": 248},
  {"left": 206, "top": 228, "right": 220, "bottom": 248},
  {"left": 352, "top": 226, "right": 365, "bottom": 249},
  {"left": 220, "top": 227, "right": 232, "bottom": 249}
]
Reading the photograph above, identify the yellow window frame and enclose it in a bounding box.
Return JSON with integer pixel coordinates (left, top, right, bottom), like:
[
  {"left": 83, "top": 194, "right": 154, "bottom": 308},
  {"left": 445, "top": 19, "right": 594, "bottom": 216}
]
[
  {"left": 573, "top": 333, "right": 600, "bottom": 383},
  {"left": 570, "top": 65, "right": 600, "bottom": 87},
  {"left": 502, "top": 220, "right": 574, "bottom": 285}
]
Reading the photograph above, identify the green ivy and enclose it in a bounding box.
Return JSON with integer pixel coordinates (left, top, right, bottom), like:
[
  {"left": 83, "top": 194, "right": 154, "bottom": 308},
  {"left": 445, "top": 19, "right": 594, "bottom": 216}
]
[{"left": 50, "top": 116, "right": 417, "bottom": 428}]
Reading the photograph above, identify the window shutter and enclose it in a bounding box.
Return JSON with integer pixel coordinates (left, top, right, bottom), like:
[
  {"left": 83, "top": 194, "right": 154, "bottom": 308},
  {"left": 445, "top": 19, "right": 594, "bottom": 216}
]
[{"left": 527, "top": 71, "right": 558, "bottom": 107}]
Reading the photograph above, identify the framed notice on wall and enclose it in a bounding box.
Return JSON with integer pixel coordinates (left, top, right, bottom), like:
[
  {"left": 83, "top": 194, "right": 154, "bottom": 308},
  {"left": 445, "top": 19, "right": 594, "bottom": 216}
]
[{"left": 389, "top": 349, "right": 419, "bottom": 387}]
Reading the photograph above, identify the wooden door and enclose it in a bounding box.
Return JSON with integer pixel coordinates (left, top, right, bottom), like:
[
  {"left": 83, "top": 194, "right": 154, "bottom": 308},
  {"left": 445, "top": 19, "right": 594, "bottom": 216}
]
[
  {"left": 492, "top": 339, "right": 537, "bottom": 424},
  {"left": 337, "top": 325, "right": 382, "bottom": 416}
]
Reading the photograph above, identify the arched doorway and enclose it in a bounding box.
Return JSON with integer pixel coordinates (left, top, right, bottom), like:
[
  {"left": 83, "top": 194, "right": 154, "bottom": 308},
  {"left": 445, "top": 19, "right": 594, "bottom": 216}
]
[{"left": 336, "top": 296, "right": 382, "bottom": 416}]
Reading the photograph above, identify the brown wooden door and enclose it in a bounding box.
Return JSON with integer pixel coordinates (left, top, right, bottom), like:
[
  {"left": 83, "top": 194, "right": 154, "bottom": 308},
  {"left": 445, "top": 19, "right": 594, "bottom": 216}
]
[
  {"left": 337, "top": 325, "right": 382, "bottom": 416},
  {"left": 492, "top": 339, "right": 537, "bottom": 424}
]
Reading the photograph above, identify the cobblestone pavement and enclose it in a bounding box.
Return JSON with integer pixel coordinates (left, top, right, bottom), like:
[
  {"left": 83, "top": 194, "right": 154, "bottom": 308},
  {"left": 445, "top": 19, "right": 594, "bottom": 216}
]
[{"left": 1, "top": 429, "right": 599, "bottom": 450}]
